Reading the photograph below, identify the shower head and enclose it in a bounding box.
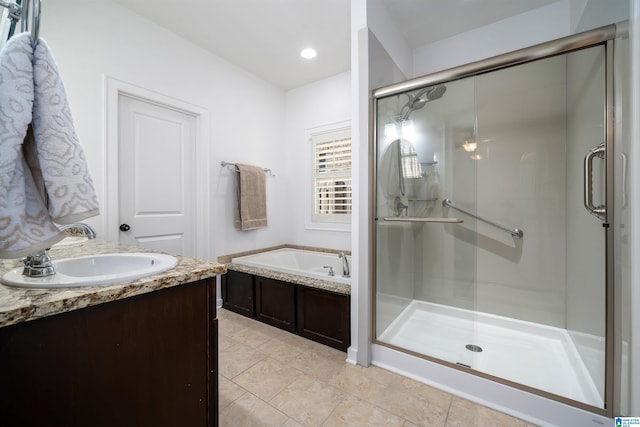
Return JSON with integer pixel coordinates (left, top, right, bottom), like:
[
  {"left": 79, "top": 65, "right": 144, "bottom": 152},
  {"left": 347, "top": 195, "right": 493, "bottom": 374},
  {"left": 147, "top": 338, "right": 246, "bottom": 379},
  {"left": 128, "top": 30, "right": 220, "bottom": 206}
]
[
  {"left": 399, "top": 84, "right": 447, "bottom": 121},
  {"left": 407, "top": 96, "right": 427, "bottom": 111},
  {"left": 425, "top": 84, "right": 446, "bottom": 101}
]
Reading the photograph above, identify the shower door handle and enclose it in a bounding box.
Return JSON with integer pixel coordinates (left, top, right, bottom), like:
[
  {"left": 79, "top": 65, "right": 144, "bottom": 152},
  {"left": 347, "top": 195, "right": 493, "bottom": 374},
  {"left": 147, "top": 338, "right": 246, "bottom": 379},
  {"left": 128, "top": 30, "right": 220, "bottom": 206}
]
[{"left": 584, "top": 143, "right": 606, "bottom": 221}]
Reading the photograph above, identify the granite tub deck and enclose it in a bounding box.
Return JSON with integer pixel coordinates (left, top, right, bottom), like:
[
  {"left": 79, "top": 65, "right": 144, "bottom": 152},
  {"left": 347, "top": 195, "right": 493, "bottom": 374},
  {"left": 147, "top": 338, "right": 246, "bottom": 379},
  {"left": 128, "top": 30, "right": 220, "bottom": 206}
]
[
  {"left": 219, "top": 245, "right": 351, "bottom": 295},
  {"left": 0, "top": 239, "right": 226, "bottom": 328}
]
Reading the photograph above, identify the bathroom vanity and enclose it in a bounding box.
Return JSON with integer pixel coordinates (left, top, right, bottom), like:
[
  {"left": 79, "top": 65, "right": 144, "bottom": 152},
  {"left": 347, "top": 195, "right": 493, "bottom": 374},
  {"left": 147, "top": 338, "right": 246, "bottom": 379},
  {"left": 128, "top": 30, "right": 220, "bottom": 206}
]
[{"left": 0, "top": 240, "right": 225, "bottom": 427}]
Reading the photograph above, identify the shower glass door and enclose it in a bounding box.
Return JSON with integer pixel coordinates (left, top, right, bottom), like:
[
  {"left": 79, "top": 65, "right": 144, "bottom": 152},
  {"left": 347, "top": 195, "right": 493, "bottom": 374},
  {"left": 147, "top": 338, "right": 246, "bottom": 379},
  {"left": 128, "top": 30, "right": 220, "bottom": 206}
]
[
  {"left": 375, "top": 75, "right": 480, "bottom": 368},
  {"left": 374, "top": 41, "right": 609, "bottom": 412}
]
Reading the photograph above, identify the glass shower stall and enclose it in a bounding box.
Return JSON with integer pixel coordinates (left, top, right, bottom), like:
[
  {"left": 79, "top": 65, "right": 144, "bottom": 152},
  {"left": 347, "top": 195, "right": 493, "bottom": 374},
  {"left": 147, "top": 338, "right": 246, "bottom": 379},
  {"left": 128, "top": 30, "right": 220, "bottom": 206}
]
[{"left": 372, "top": 24, "right": 627, "bottom": 416}]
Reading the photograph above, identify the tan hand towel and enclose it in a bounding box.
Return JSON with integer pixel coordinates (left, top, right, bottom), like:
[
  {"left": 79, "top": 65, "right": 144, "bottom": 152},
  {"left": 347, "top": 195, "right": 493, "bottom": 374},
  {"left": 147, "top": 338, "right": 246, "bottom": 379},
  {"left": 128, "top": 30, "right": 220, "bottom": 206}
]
[{"left": 234, "top": 163, "right": 267, "bottom": 230}]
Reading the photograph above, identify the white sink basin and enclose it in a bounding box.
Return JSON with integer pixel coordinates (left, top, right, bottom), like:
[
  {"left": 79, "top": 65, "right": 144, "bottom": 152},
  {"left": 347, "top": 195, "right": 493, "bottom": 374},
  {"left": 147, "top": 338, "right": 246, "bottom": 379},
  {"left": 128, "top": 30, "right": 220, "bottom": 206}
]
[{"left": 1, "top": 252, "right": 178, "bottom": 288}]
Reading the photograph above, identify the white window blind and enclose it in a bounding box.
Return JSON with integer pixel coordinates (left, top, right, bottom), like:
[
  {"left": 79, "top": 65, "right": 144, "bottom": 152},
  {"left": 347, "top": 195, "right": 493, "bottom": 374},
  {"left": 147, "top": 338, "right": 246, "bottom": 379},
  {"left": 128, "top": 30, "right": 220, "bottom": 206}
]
[{"left": 311, "top": 127, "right": 352, "bottom": 223}]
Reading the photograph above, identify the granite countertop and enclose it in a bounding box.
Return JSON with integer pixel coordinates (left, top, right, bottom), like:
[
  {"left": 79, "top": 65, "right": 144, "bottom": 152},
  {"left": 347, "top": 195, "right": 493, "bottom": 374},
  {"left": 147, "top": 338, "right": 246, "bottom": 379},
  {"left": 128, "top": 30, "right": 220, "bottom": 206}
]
[
  {"left": 220, "top": 244, "right": 351, "bottom": 296},
  {"left": 226, "top": 263, "right": 351, "bottom": 295},
  {"left": 0, "top": 239, "right": 226, "bottom": 328}
]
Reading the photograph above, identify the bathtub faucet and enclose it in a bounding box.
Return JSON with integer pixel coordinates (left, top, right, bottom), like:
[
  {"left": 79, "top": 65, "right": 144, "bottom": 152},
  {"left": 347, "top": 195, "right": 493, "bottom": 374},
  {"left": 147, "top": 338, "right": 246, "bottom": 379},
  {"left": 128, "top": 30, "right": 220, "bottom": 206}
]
[{"left": 338, "top": 252, "right": 350, "bottom": 278}]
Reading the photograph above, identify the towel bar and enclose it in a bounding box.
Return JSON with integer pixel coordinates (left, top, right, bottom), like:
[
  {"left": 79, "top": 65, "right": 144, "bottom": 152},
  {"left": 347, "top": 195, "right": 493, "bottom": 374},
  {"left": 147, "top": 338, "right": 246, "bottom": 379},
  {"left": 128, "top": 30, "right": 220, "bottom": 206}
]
[{"left": 221, "top": 161, "right": 274, "bottom": 176}]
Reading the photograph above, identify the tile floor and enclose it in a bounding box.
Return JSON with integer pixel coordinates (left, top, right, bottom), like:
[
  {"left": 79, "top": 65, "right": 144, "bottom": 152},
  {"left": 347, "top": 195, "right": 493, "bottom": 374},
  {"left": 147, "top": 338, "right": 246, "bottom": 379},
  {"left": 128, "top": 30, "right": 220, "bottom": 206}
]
[{"left": 218, "top": 308, "right": 540, "bottom": 427}]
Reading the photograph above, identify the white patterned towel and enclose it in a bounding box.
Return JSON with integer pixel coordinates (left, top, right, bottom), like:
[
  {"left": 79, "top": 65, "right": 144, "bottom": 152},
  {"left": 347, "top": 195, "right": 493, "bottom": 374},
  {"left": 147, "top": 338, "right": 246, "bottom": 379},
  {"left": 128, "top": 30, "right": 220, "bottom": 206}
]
[{"left": 0, "top": 34, "right": 99, "bottom": 258}]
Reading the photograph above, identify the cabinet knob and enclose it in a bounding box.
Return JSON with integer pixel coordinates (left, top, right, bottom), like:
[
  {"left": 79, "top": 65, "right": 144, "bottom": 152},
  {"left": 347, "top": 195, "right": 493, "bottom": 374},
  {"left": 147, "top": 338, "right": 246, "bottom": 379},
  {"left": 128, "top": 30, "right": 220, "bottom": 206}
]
[{"left": 119, "top": 223, "right": 131, "bottom": 232}]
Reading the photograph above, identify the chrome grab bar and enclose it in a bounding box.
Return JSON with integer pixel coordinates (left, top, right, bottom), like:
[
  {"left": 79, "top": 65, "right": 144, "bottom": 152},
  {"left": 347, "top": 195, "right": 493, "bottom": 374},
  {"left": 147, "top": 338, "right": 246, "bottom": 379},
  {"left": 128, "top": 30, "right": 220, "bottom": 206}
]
[
  {"left": 583, "top": 143, "right": 606, "bottom": 221},
  {"left": 442, "top": 199, "right": 524, "bottom": 239},
  {"left": 381, "top": 217, "right": 463, "bottom": 223}
]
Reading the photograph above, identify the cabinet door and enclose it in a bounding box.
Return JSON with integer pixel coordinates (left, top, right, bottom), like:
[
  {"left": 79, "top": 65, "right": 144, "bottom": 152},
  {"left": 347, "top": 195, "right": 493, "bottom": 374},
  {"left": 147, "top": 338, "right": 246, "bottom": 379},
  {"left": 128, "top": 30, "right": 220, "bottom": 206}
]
[
  {"left": 0, "top": 279, "right": 217, "bottom": 427},
  {"left": 222, "top": 270, "right": 255, "bottom": 318},
  {"left": 255, "top": 277, "right": 296, "bottom": 332},
  {"left": 297, "top": 286, "right": 350, "bottom": 352}
]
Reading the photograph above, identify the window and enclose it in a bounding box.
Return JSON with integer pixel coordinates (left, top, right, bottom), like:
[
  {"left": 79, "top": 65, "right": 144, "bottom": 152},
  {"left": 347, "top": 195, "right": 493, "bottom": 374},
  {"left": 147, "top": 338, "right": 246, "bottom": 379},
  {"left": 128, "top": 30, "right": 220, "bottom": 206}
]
[{"left": 308, "top": 124, "right": 352, "bottom": 226}]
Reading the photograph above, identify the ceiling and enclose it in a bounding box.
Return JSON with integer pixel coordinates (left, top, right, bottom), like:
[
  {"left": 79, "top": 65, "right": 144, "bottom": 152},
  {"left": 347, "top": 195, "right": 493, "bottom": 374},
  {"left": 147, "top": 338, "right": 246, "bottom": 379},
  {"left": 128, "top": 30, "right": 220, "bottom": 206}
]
[{"left": 114, "top": 0, "right": 558, "bottom": 90}]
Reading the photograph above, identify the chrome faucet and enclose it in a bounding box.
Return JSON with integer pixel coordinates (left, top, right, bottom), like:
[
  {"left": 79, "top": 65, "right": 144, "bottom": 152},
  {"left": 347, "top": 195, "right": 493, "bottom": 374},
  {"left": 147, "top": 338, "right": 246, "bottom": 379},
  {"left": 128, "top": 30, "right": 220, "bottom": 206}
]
[
  {"left": 338, "top": 252, "right": 350, "bottom": 278},
  {"left": 22, "top": 223, "right": 97, "bottom": 277},
  {"left": 58, "top": 223, "right": 97, "bottom": 239},
  {"left": 22, "top": 249, "right": 55, "bottom": 277}
]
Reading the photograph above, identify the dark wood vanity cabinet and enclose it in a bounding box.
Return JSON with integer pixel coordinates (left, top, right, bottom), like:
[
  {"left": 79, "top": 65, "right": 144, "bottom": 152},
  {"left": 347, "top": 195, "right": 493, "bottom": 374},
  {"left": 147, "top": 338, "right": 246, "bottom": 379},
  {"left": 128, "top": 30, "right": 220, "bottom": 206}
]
[
  {"left": 221, "top": 270, "right": 255, "bottom": 317},
  {"left": 297, "top": 285, "right": 350, "bottom": 352},
  {"left": 255, "top": 276, "right": 296, "bottom": 332},
  {"left": 223, "top": 271, "right": 350, "bottom": 351},
  {"left": 0, "top": 278, "right": 218, "bottom": 427}
]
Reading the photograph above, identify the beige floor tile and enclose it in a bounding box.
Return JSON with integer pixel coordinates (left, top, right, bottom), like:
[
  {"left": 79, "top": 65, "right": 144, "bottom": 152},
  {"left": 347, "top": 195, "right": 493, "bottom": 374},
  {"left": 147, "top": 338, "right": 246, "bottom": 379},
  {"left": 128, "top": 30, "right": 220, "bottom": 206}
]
[
  {"left": 230, "top": 324, "right": 276, "bottom": 347},
  {"left": 302, "top": 339, "right": 347, "bottom": 361},
  {"left": 282, "top": 418, "right": 304, "bottom": 427},
  {"left": 219, "top": 375, "right": 247, "bottom": 411},
  {"left": 327, "top": 363, "right": 409, "bottom": 399},
  {"left": 322, "top": 396, "right": 405, "bottom": 427},
  {"left": 218, "top": 333, "right": 239, "bottom": 352},
  {"left": 219, "top": 392, "right": 288, "bottom": 427},
  {"left": 250, "top": 319, "right": 289, "bottom": 336},
  {"left": 363, "top": 382, "right": 450, "bottom": 427},
  {"left": 257, "top": 335, "right": 308, "bottom": 364},
  {"left": 326, "top": 363, "right": 385, "bottom": 398},
  {"left": 216, "top": 306, "right": 535, "bottom": 427},
  {"left": 270, "top": 374, "right": 344, "bottom": 426},
  {"left": 278, "top": 329, "right": 324, "bottom": 349},
  {"left": 397, "top": 376, "right": 452, "bottom": 409},
  {"left": 219, "top": 341, "right": 268, "bottom": 379},
  {"left": 445, "top": 397, "right": 530, "bottom": 427},
  {"left": 326, "top": 363, "right": 444, "bottom": 425},
  {"left": 289, "top": 347, "right": 346, "bottom": 381},
  {"left": 218, "top": 310, "right": 254, "bottom": 335},
  {"left": 233, "top": 357, "right": 304, "bottom": 401},
  {"left": 366, "top": 365, "right": 408, "bottom": 388}
]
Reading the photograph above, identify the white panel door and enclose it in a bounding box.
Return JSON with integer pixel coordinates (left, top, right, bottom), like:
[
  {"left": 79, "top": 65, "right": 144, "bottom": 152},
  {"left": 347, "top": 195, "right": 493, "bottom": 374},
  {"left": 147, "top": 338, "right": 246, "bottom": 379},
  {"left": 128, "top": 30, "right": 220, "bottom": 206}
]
[{"left": 118, "top": 95, "right": 196, "bottom": 257}]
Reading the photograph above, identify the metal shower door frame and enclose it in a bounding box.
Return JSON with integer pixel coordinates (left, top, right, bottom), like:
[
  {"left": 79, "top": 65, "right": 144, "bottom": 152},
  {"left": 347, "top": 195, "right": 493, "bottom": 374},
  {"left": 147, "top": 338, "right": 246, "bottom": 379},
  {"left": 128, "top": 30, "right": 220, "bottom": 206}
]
[{"left": 371, "top": 23, "right": 623, "bottom": 417}]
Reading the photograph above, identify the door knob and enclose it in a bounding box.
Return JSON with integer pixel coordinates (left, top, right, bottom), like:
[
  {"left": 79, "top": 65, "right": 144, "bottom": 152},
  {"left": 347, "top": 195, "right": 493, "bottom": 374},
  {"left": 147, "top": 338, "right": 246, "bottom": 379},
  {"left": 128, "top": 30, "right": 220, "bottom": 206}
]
[{"left": 119, "top": 223, "right": 131, "bottom": 232}]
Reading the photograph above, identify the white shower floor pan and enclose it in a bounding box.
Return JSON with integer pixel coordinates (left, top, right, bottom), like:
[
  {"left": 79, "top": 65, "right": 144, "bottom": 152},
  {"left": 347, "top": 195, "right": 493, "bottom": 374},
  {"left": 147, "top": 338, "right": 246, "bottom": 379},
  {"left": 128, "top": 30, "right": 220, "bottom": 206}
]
[{"left": 377, "top": 299, "right": 604, "bottom": 408}]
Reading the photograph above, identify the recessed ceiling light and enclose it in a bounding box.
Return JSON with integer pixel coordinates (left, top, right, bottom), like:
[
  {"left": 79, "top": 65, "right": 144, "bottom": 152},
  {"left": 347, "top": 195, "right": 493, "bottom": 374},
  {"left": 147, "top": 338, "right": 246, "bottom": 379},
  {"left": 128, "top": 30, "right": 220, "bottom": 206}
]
[{"left": 300, "top": 48, "right": 317, "bottom": 59}]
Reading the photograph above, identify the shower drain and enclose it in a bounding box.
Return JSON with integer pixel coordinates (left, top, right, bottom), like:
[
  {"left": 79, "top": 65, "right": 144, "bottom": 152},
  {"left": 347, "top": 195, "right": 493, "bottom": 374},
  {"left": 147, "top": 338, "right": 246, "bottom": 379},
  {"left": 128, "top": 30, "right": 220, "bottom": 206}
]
[{"left": 465, "top": 344, "right": 483, "bottom": 353}]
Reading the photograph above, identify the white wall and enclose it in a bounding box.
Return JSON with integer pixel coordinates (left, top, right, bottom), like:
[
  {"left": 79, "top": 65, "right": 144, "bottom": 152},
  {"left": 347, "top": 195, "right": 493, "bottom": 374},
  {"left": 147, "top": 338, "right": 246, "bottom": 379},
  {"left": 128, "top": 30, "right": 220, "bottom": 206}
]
[
  {"left": 283, "top": 72, "right": 351, "bottom": 252},
  {"left": 573, "top": 0, "right": 630, "bottom": 32},
  {"left": 412, "top": 0, "right": 630, "bottom": 80},
  {"left": 365, "top": 0, "right": 412, "bottom": 79},
  {"left": 42, "top": 0, "right": 297, "bottom": 262},
  {"left": 412, "top": 1, "right": 571, "bottom": 78}
]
